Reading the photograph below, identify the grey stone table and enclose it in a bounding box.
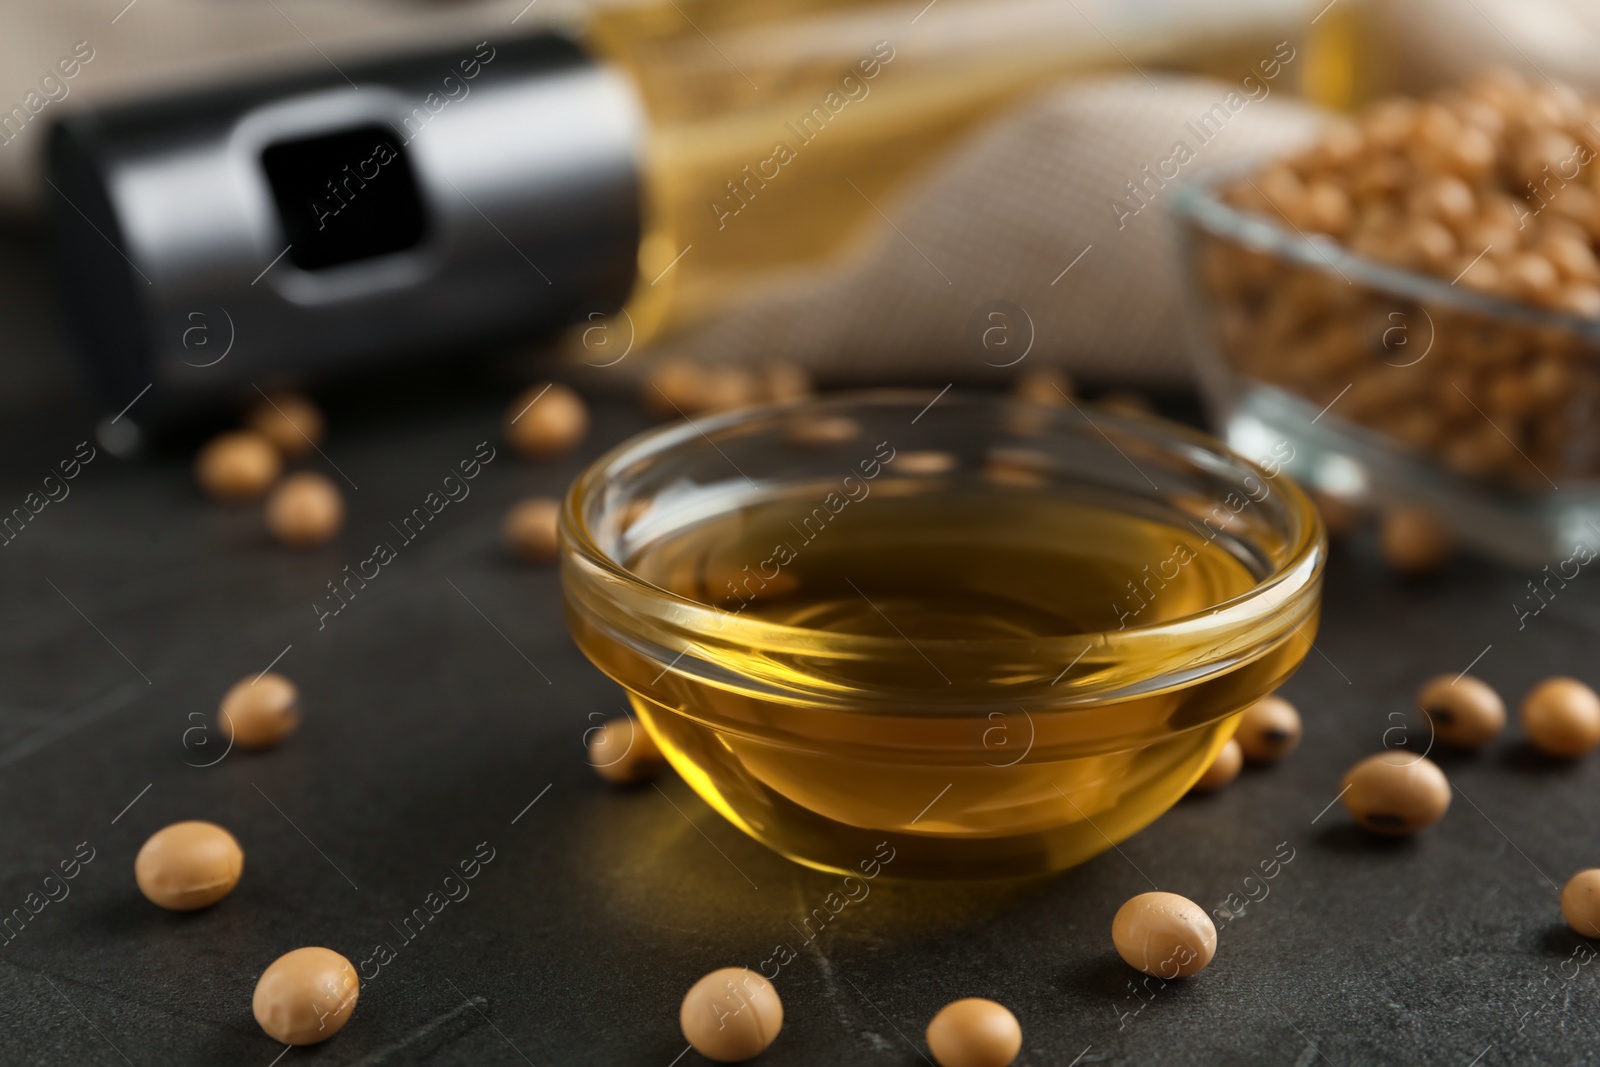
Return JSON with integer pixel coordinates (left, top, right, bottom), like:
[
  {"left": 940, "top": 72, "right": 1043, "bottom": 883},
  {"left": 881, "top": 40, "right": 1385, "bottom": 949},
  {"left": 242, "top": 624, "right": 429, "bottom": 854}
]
[{"left": 1, "top": 227, "right": 1598, "bottom": 1066}]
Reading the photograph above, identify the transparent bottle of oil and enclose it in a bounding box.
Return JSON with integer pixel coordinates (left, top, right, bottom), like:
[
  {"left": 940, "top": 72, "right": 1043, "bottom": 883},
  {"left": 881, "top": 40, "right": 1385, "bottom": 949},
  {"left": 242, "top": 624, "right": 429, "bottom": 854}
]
[
  {"left": 580, "top": 0, "right": 1312, "bottom": 346},
  {"left": 1298, "top": 0, "right": 1427, "bottom": 112}
]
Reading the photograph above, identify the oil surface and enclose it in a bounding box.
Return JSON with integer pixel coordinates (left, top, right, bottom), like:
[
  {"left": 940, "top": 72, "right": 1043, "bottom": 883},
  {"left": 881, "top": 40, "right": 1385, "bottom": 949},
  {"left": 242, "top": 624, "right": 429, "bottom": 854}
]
[
  {"left": 630, "top": 490, "right": 1259, "bottom": 652},
  {"left": 573, "top": 484, "right": 1311, "bottom": 878}
]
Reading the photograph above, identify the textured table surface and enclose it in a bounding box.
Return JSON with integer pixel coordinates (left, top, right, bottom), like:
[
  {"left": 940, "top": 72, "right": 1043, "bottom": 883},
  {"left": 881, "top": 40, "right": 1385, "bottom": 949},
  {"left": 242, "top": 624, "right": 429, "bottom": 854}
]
[{"left": 2, "top": 225, "right": 1599, "bottom": 1067}]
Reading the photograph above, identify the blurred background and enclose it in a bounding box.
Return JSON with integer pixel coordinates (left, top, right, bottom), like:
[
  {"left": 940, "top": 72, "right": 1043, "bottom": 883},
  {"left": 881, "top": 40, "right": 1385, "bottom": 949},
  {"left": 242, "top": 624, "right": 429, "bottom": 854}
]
[
  {"left": 2, "top": 0, "right": 1596, "bottom": 416},
  {"left": 9, "top": 0, "right": 1600, "bottom": 575}
]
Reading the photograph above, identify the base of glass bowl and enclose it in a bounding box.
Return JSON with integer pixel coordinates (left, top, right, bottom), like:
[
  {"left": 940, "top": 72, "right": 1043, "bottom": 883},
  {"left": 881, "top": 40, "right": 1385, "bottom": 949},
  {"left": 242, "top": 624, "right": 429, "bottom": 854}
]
[
  {"left": 1218, "top": 383, "right": 1600, "bottom": 567},
  {"left": 632, "top": 694, "right": 1244, "bottom": 882}
]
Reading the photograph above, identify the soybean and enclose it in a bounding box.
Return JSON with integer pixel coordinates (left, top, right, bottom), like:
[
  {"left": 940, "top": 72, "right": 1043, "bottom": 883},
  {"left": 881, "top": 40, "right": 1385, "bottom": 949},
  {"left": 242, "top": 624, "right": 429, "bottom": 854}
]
[
  {"left": 926, "top": 998, "right": 1022, "bottom": 1067},
  {"left": 265, "top": 472, "right": 344, "bottom": 548},
  {"left": 697, "top": 366, "right": 758, "bottom": 415},
  {"left": 1111, "top": 891, "right": 1217, "bottom": 978},
  {"left": 644, "top": 360, "right": 707, "bottom": 418},
  {"left": 504, "top": 497, "right": 562, "bottom": 562},
  {"left": 134, "top": 821, "right": 244, "bottom": 911},
  {"left": 1013, "top": 367, "right": 1073, "bottom": 406},
  {"left": 506, "top": 382, "right": 588, "bottom": 457},
  {"left": 1236, "top": 695, "right": 1302, "bottom": 763},
  {"left": 589, "top": 716, "right": 664, "bottom": 784},
  {"left": 1380, "top": 508, "right": 1453, "bottom": 576},
  {"left": 245, "top": 392, "right": 325, "bottom": 459},
  {"left": 219, "top": 672, "right": 301, "bottom": 750},
  {"left": 680, "top": 968, "right": 782, "bottom": 1062},
  {"left": 1560, "top": 869, "right": 1600, "bottom": 937},
  {"left": 196, "top": 431, "right": 281, "bottom": 502},
  {"left": 252, "top": 947, "right": 360, "bottom": 1045},
  {"left": 1190, "top": 739, "right": 1243, "bottom": 793},
  {"left": 1340, "top": 752, "right": 1451, "bottom": 834},
  {"left": 1521, "top": 677, "right": 1600, "bottom": 757},
  {"left": 1416, "top": 673, "right": 1505, "bottom": 748},
  {"left": 760, "top": 361, "right": 812, "bottom": 404}
]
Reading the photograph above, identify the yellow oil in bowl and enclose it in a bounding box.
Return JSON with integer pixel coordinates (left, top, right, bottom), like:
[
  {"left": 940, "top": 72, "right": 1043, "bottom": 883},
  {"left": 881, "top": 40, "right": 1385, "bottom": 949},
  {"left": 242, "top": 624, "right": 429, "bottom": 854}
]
[{"left": 563, "top": 394, "right": 1323, "bottom": 879}]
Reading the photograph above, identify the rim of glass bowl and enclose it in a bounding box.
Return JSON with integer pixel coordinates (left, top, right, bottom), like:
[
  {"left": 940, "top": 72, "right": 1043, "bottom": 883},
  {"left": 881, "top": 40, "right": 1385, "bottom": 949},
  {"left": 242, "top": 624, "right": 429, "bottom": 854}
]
[
  {"left": 1170, "top": 164, "right": 1600, "bottom": 342},
  {"left": 560, "top": 390, "right": 1326, "bottom": 709}
]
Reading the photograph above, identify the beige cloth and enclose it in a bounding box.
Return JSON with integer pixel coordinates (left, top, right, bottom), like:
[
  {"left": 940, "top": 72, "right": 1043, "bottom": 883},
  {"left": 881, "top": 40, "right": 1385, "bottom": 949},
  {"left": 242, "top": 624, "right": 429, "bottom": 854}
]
[{"left": 649, "top": 76, "right": 1322, "bottom": 384}]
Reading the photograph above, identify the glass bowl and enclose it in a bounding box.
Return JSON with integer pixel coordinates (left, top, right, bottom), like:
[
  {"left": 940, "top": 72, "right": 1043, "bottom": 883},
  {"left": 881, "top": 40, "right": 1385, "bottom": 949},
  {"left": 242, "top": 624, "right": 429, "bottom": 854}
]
[
  {"left": 1174, "top": 170, "right": 1600, "bottom": 566},
  {"left": 560, "top": 392, "right": 1324, "bottom": 880}
]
